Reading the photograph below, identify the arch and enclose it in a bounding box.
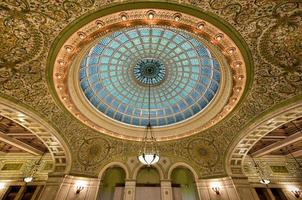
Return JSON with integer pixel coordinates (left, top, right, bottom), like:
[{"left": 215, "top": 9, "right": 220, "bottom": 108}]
[
  {"left": 225, "top": 99, "right": 302, "bottom": 176},
  {"left": 132, "top": 164, "right": 164, "bottom": 180},
  {"left": 0, "top": 97, "right": 71, "bottom": 174},
  {"left": 98, "top": 162, "right": 130, "bottom": 180},
  {"left": 168, "top": 162, "right": 198, "bottom": 181}
]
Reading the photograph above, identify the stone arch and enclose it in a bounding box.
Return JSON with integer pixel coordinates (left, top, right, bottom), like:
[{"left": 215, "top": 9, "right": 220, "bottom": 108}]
[
  {"left": 167, "top": 162, "right": 199, "bottom": 181},
  {"left": 226, "top": 100, "right": 302, "bottom": 176},
  {"left": 0, "top": 97, "right": 71, "bottom": 174},
  {"left": 132, "top": 164, "right": 164, "bottom": 180},
  {"left": 98, "top": 162, "right": 130, "bottom": 180}
]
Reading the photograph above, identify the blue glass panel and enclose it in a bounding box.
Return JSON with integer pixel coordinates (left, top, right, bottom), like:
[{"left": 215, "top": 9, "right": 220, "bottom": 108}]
[
  {"left": 213, "top": 71, "right": 220, "bottom": 82},
  {"left": 183, "top": 109, "right": 193, "bottom": 118},
  {"left": 127, "top": 30, "right": 138, "bottom": 38},
  {"left": 180, "top": 43, "right": 191, "bottom": 50},
  {"left": 191, "top": 91, "right": 200, "bottom": 100},
  {"left": 194, "top": 83, "right": 204, "bottom": 93},
  {"left": 198, "top": 48, "right": 209, "bottom": 56},
  {"left": 213, "top": 60, "right": 220, "bottom": 70},
  {"left": 98, "top": 103, "right": 107, "bottom": 112},
  {"left": 210, "top": 82, "right": 219, "bottom": 92},
  {"left": 198, "top": 99, "right": 207, "bottom": 109},
  {"left": 192, "top": 104, "right": 200, "bottom": 114},
  {"left": 111, "top": 100, "right": 119, "bottom": 109},
  {"left": 201, "top": 77, "right": 210, "bottom": 85},
  {"left": 125, "top": 107, "right": 133, "bottom": 115},
  {"left": 114, "top": 112, "right": 122, "bottom": 121},
  {"left": 117, "top": 34, "right": 128, "bottom": 43},
  {"left": 178, "top": 100, "right": 187, "bottom": 110},
  {"left": 104, "top": 95, "right": 113, "bottom": 104},
  {"left": 97, "top": 90, "right": 107, "bottom": 98},
  {"left": 100, "top": 57, "right": 110, "bottom": 63},
  {"left": 204, "top": 91, "right": 214, "bottom": 101},
  {"left": 157, "top": 109, "right": 164, "bottom": 116},
  {"left": 79, "top": 68, "right": 86, "bottom": 79},
  {"left": 118, "top": 103, "right": 126, "bottom": 112},
  {"left": 172, "top": 105, "right": 180, "bottom": 112},
  {"left": 90, "top": 96, "right": 99, "bottom": 107},
  {"left": 185, "top": 96, "right": 194, "bottom": 105},
  {"left": 122, "top": 116, "right": 131, "bottom": 124},
  {"left": 133, "top": 109, "right": 141, "bottom": 116},
  {"left": 85, "top": 88, "right": 94, "bottom": 99},
  {"left": 165, "top": 108, "right": 172, "bottom": 115},
  {"left": 93, "top": 83, "right": 102, "bottom": 91},
  {"left": 175, "top": 113, "right": 184, "bottom": 122},
  {"left": 158, "top": 118, "right": 167, "bottom": 126},
  {"left": 163, "top": 30, "right": 173, "bottom": 39},
  {"left": 150, "top": 119, "right": 157, "bottom": 126},
  {"left": 80, "top": 80, "right": 90, "bottom": 90},
  {"left": 132, "top": 118, "right": 140, "bottom": 126},
  {"left": 105, "top": 108, "right": 114, "bottom": 118},
  {"left": 89, "top": 74, "right": 99, "bottom": 84},
  {"left": 88, "top": 57, "right": 98, "bottom": 64},
  {"left": 167, "top": 116, "right": 175, "bottom": 124},
  {"left": 141, "top": 118, "right": 148, "bottom": 126},
  {"left": 152, "top": 28, "right": 162, "bottom": 36}
]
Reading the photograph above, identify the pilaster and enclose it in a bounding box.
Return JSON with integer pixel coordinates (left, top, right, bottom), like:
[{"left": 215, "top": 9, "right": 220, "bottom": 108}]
[
  {"left": 123, "top": 180, "right": 136, "bottom": 200},
  {"left": 161, "top": 180, "right": 173, "bottom": 200}
]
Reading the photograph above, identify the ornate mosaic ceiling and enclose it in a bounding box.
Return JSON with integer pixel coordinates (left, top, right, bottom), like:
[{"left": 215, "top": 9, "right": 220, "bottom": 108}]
[
  {"left": 0, "top": 0, "right": 301, "bottom": 178},
  {"left": 79, "top": 27, "right": 220, "bottom": 127},
  {"left": 52, "top": 8, "right": 247, "bottom": 140}
]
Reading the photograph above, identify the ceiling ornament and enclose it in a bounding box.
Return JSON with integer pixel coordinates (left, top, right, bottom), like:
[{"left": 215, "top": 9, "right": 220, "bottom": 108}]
[
  {"left": 77, "top": 137, "right": 111, "bottom": 167},
  {"left": 52, "top": 8, "right": 247, "bottom": 141}
]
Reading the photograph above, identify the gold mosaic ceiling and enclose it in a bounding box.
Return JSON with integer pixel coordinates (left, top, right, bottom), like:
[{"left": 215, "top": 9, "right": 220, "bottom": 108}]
[
  {"left": 52, "top": 8, "right": 247, "bottom": 140},
  {"left": 0, "top": 0, "right": 301, "bottom": 178}
]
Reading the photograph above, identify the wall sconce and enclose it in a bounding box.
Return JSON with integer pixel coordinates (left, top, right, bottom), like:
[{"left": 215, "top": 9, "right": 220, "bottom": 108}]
[
  {"left": 212, "top": 187, "right": 220, "bottom": 195},
  {"left": 259, "top": 179, "right": 270, "bottom": 185},
  {"left": 23, "top": 176, "right": 33, "bottom": 183},
  {"left": 75, "top": 181, "right": 86, "bottom": 194},
  {"left": 292, "top": 190, "right": 301, "bottom": 198}
]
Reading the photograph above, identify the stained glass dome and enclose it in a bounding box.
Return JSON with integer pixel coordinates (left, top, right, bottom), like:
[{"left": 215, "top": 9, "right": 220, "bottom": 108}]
[{"left": 79, "top": 26, "right": 221, "bottom": 127}]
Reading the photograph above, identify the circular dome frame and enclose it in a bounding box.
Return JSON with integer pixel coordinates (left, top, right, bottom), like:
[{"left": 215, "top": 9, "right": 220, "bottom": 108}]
[{"left": 48, "top": 2, "right": 252, "bottom": 141}]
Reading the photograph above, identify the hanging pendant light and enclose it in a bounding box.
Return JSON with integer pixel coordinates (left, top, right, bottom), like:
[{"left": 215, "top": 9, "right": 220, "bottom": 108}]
[
  {"left": 23, "top": 151, "right": 46, "bottom": 183},
  {"left": 250, "top": 154, "right": 270, "bottom": 185},
  {"left": 138, "top": 84, "right": 160, "bottom": 166}
]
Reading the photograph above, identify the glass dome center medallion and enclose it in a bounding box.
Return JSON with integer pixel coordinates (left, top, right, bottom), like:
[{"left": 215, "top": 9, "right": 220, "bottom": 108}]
[{"left": 134, "top": 58, "right": 165, "bottom": 85}]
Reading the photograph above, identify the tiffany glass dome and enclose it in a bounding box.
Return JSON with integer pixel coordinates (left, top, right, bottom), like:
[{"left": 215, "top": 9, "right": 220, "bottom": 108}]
[{"left": 79, "top": 26, "right": 221, "bottom": 127}]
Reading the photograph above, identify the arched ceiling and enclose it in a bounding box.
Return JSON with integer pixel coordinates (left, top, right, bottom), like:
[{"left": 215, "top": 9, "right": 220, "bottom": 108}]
[
  {"left": 0, "top": 115, "right": 48, "bottom": 154},
  {"left": 0, "top": 0, "right": 301, "bottom": 178}
]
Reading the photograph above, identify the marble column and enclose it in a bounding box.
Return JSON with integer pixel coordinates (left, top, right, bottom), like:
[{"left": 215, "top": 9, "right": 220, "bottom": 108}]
[
  {"left": 123, "top": 180, "right": 136, "bottom": 200},
  {"left": 161, "top": 180, "right": 173, "bottom": 200}
]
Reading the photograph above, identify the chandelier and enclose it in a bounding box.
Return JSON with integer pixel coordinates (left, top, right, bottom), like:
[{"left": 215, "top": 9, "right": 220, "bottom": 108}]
[{"left": 138, "top": 84, "right": 160, "bottom": 166}]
